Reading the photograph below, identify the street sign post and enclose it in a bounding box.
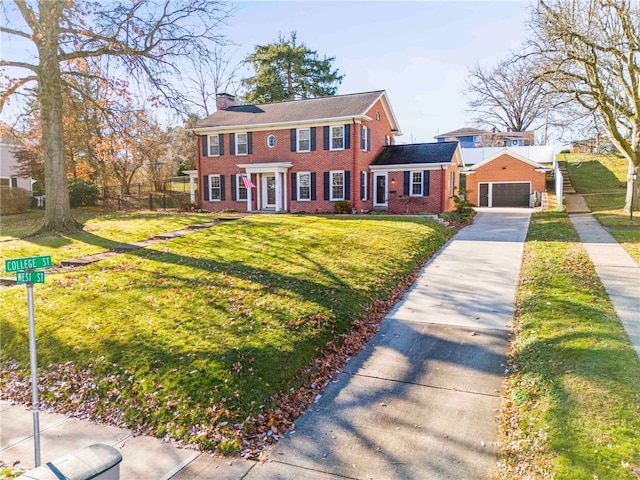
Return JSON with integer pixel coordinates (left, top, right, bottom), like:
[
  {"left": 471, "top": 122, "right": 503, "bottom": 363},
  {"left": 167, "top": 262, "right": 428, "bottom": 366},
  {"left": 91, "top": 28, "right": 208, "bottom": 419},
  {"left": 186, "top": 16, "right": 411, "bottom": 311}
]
[{"left": 5, "top": 255, "right": 51, "bottom": 467}]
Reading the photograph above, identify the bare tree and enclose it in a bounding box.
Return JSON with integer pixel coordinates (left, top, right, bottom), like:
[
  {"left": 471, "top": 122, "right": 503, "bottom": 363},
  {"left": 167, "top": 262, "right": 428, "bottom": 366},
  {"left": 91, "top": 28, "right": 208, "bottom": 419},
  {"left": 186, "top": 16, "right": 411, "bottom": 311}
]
[
  {"left": 529, "top": 0, "right": 640, "bottom": 212},
  {"left": 465, "top": 57, "right": 550, "bottom": 133},
  {"left": 0, "top": 0, "right": 230, "bottom": 232}
]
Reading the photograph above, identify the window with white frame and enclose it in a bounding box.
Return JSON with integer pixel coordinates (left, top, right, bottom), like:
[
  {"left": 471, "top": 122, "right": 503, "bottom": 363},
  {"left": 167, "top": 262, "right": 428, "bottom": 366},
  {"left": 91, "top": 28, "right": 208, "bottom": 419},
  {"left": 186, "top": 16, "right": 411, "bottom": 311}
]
[
  {"left": 208, "top": 134, "right": 220, "bottom": 156},
  {"left": 297, "top": 172, "right": 311, "bottom": 201},
  {"left": 237, "top": 175, "right": 248, "bottom": 201},
  {"left": 331, "top": 171, "right": 345, "bottom": 201},
  {"left": 385, "top": 135, "right": 391, "bottom": 146},
  {"left": 450, "top": 171, "right": 455, "bottom": 197},
  {"left": 236, "top": 133, "right": 248, "bottom": 155},
  {"left": 297, "top": 128, "right": 310, "bottom": 152},
  {"left": 411, "top": 171, "right": 423, "bottom": 196},
  {"left": 210, "top": 175, "right": 221, "bottom": 201},
  {"left": 361, "top": 126, "right": 368, "bottom": 151},
  {"left": 331, "top": 125, "right": 344, "bottom": 150},
  {"left": 361, "top": 171, "right": 368, "bottom": 201}
]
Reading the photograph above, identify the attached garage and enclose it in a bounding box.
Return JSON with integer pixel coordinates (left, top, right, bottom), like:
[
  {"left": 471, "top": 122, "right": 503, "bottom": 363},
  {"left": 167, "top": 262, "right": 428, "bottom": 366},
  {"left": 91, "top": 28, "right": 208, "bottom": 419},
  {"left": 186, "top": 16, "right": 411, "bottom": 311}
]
[
  {"left": 479, "top": 182, "right": 531, "bottom": 207},
  {"left": 463, "top": 149, "right": 549, "bottom": 208}
]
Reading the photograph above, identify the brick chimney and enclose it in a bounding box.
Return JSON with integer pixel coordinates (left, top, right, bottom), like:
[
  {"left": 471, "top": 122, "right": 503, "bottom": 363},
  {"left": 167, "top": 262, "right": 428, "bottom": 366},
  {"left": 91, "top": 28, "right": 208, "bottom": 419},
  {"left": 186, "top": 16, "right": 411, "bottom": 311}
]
[{"left": 216, "top": 93, "right": 236, "bottom": 111}]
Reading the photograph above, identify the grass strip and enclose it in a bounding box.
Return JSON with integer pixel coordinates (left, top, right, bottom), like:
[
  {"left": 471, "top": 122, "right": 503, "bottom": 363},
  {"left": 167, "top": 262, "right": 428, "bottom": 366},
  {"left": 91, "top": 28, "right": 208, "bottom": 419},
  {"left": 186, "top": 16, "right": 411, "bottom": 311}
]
[
  {"left": 494, "top": 211, "right": 640, "bottom": 479},
  {"left": 1, "top": 214, "right": 452, "bottom": 454}
]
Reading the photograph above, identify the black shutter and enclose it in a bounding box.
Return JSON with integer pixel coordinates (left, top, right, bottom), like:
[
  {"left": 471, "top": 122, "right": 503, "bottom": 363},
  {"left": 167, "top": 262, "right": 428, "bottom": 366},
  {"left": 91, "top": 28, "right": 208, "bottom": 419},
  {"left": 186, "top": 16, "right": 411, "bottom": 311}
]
[
  {"left": 203, "top": 175, "right": 210, "bottom": 201},
  {"left": 345, "top": 171, "right": 351, "bottom": 200},
  {"left": 360, "top": 125, "right": 365, "bottom": 150},
  {"left": 345, "top": 124, "right": 351, "bottom": 149},
  {"left": 290, "top": 129, "right": 296, "bottom": 152},
  {"left": 220, "top": 175, "right": 226, "bottom": 201},
  {"left": 231, "top": 174, "right": 237, "bottom": 201},
  {"left": 229, "top": 133, "right": 235, "bottom": 156},
  {"left": 367, "top": 127, "right": 371, "bottom": 152},
  {"left": 360, "top": 171, "right": 365, "bottom": 201},
  {"left": 323, "top": 126, "right": 330, "bottom": 150},
  {"left": 291, "top": 173, "right": 297, "bottom": 201},
  {"left": 324, "top": 172, "right": 330, "bottom": 200},
  {"left": 423, "top": 171, "right": 430, "bottom": 196},
  {"left": 404, "top": 171, "right": 410, "bottom": 196},
  {"left": 247, "top": 132, "right": 253, "bottom": 154},
  {"left": 219, "top": 134, "right": 224, "bottom": 155},
  {"left": 311, "top": 172, "right": 317, "bottom": 200},
  {"left": 201, "top": 136, "right": 208, "bottom": 157},
  {"left": 310, "top": 127, "right": 316, "bottom": 151}
]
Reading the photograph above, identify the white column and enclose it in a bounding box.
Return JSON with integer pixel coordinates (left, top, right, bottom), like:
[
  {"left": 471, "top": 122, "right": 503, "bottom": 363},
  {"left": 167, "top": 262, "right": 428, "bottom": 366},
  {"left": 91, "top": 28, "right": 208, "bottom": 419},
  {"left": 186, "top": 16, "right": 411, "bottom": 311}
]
[
  {"left": 275, "top": 172, "right": 282, "bottom": 212},
  {"left": 189, "top": 175, "right": 196, "bottom": 204},
  {"left": 283, "top": 170, "right": 288, "bottom": 212},
  {"left": 256, "top": 174, "right": 262, "bottom": 211},
  {"left": 246, "top": 175, "right": 253, "bottom": 212}
]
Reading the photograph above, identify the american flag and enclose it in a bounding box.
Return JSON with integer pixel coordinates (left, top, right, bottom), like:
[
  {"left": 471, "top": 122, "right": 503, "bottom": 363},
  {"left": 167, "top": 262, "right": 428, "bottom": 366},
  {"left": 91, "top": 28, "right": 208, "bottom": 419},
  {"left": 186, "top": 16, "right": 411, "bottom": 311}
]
[{"left": 241, "top": 175, "right": 256, "bottom": 189}]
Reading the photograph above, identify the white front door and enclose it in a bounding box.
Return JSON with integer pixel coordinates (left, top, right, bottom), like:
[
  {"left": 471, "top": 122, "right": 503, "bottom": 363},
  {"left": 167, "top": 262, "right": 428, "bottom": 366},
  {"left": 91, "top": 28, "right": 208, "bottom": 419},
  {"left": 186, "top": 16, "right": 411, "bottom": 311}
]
[
  {"left": 262, "top": 175, "right": 276, "bottom": 208},
  {"left": 374, "top": 172, "right": 387, "bottom": 207}
]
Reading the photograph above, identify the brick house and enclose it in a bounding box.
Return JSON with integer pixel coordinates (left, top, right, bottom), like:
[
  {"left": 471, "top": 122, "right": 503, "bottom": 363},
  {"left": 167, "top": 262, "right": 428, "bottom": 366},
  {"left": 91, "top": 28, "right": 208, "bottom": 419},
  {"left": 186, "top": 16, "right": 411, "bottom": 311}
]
[
  {"left": 462, "top": 149, "right": 550, "bottom": 207},
  {"left": 191, "top": 91, "right": 461, "bottom": 214}
]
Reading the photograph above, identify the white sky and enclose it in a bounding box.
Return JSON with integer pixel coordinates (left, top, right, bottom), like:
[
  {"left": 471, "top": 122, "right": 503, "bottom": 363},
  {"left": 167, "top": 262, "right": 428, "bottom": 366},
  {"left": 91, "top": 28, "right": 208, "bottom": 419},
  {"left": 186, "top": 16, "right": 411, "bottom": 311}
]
[{"left": 223, "top": 0, "right": 533, "bottom": 143}]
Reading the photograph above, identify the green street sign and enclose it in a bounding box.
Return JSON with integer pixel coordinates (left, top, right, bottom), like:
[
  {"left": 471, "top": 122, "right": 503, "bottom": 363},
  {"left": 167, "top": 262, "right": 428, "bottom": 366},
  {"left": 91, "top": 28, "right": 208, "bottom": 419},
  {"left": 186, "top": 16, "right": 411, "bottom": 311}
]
[
  {"left": 5, "top": 255, "right": 52, "bottom": 273},
  {"left": 16, "top": 271, "right": 45, "bottom": 284}
]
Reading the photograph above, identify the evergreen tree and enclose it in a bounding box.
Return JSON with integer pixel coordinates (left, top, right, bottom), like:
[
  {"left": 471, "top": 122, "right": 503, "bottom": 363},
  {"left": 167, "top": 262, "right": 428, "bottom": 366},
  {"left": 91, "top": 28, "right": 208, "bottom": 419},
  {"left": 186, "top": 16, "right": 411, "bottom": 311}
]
[{"left": 242, "top": 32, "right": 343, "bottom": 104}]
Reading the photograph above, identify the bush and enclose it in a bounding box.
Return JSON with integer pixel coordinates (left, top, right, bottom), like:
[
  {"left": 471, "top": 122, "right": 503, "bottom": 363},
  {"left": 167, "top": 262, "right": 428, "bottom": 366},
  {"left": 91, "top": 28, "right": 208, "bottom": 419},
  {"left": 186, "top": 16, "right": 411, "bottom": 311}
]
[
  {"left": 0, "top": 187, "right": 31, "bottom": 214},
  {"left": 68, "top": 179, "right": 99, "bottom": 207},
  {"left": 334, "top": 200, "right": 353, "bottom": 214}
]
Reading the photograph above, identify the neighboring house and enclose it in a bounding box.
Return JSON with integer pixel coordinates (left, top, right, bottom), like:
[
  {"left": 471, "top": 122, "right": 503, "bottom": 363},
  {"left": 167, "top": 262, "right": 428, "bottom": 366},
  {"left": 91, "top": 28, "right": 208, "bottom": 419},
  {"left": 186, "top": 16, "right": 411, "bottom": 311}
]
[
  {"left": 462, "top": 149, "right": 550, "bottom": 208},
  {"left": 0, "top": 143, "right": 32, "bottom": 193},
  {"left": 435, "top": 127, "right": 535, "bottom": 148},
  {"left": 192, "top": 91, "right": 460, "bottom": 214}
]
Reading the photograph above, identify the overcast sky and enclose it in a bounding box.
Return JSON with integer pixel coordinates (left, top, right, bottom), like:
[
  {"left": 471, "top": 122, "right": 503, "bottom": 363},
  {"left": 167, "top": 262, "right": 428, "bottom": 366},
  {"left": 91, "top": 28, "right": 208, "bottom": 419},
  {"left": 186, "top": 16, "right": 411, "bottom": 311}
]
[{"left": 223, "top": 0, "right": 532, "bottom": 144}]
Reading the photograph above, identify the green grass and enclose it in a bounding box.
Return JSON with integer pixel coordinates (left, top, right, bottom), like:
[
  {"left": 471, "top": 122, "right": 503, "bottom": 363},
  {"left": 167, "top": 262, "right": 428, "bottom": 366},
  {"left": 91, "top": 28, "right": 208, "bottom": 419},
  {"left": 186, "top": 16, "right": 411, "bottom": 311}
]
[
  {"left": 562, "top": 153, "right": 640, "bottom": 264},
  {"left": 0, "top": 214, "right": 452, "bottom": 450},
  {"left": 0, "top": 208, "right": 218, "bottom": 274},
  {"left": 494, "top": 211, "right": 640, "bottom": 479}
]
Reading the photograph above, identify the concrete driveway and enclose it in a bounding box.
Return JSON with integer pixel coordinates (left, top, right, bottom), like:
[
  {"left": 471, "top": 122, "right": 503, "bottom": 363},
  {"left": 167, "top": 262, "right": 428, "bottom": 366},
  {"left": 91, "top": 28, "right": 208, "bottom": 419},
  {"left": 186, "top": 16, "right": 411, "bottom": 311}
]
[{"left": 243, "top": 208, "right": 532, "bottom": 480}]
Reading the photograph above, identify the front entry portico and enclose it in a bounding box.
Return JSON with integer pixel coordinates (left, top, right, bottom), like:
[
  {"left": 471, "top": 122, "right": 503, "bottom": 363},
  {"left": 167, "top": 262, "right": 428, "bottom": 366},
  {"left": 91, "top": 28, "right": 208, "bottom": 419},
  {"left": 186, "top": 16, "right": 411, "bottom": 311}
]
[{"left": 237, "top": 162, "right": 293, "bottom": 212}]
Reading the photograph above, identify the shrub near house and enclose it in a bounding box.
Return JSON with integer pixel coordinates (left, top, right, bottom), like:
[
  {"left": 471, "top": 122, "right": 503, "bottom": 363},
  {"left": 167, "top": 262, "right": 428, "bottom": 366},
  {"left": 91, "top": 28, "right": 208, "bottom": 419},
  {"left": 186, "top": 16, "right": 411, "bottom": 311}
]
[{"left": 192, "top": 91, "right": 462, "bottom": 215}]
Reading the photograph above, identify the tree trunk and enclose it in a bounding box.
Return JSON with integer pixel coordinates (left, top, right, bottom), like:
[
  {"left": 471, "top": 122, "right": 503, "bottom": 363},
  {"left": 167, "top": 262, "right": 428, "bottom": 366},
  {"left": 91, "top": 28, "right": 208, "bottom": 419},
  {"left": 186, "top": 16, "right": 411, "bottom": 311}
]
[
  {"left": 38, "top": 1, "right": 80, "bottom": 232},
  {"left": 627, "top": 161, "right": 640, "bottom": 214}
]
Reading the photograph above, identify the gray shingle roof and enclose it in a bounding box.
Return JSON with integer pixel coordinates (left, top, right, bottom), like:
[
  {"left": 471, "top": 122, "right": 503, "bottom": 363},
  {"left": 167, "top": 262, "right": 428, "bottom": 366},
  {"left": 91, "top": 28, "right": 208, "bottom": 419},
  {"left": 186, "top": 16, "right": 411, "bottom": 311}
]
[
  {"left": 371, "top": 142, "right": 459, "bottom": 166},
  {"left": 434, "top": 127, "right": 488, "bottom": 139},
  {"left": 194, "top": 91, "right": 387, "bottom": 129}
]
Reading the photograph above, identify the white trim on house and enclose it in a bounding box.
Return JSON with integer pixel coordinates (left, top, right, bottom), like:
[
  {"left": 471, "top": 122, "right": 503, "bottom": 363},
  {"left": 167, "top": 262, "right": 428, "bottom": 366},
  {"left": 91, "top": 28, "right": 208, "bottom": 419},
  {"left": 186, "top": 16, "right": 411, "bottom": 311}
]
[
  {"left": 373, "top": 172, "right": 388, "bottom": 207},
  {"left": 192, "top": 115, "right": 371, "bottom": 135},
  {"left": 463, "top": 148, "right": 551, "bottom": 172},
  {"left": 409, "top": 171, "right": 423, "bottom": 197},
  {"left": 329, "top": 125, "right": 345, "bottom": 151},
  {"left": 297, "top": 171, "right": 312, "bottom": 201},
  {"left": 237, "top": 162, "right": 293, "bottom": 213},
  {"left": 329, "top": 170, "right": 345, "bottom": 201},
  {"left": 368, "top": 163, "right": 451, "bottom": 172}
]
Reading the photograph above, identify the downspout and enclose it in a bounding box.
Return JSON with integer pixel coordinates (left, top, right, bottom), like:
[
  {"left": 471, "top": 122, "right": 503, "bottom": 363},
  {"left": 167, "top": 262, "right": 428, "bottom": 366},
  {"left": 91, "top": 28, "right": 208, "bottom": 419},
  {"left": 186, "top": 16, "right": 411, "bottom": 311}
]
[
  {"left": 195, "top": 132, "right": 202, "bottom": 208},
  {"left": 352, "top": 118, "right": 358, "bottom": 212},
  {"left": 441, "top": 164, "right": 447, "bottom": 212}
]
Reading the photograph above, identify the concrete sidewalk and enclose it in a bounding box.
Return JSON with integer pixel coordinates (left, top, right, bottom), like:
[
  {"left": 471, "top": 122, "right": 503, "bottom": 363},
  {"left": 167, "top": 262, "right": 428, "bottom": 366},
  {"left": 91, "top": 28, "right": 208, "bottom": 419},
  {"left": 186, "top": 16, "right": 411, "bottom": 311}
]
[
  {"left": 2, "top": 209, "right": 532, "bottom": 479},
  {"left": 570, "top": 214, "right": 640, "bottom": 357}
]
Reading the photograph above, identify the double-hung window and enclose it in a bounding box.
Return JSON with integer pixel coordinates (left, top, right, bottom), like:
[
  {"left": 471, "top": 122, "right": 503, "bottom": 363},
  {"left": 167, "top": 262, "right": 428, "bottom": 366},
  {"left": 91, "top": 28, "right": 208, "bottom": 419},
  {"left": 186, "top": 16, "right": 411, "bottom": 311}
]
[
  {"left": 331, "top": 125, "right": 344, "bottom": 150},
  {"left": 237, "top": 175, "right": 248, "bottom": 201},
  {"left": 236, "top": 133, "right": 248, "bottom": 155},
  {"left": 297, "top": 128, "right": 310, "bottom": 152},
  {"left": 210, "top": 175, "right": 222, "bottom": 201},
  {"left": 361, "top": 126, "right": 368, "bottom": 151},
  {"left": 297, "top": 172, "right": 311, "bottom": 201},
  {"left": 410, "top": 171, "right": 423, "bottom": 197},
  {"left": 208, "top": 135, "right": 220, "bottom": 156},
  {"left": 330, "top": 171, "right": 345, "bottom": 201}
]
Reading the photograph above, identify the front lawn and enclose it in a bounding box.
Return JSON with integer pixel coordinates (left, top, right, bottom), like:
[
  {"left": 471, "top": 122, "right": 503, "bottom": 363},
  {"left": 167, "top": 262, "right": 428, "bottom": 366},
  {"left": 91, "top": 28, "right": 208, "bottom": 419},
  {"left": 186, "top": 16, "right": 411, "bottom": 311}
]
[
  {"left": 1, "top": 214, "right": 452, "bottom": 454},
  {"left": 494, "top": 211, "right": 640, "bottom": 479}
]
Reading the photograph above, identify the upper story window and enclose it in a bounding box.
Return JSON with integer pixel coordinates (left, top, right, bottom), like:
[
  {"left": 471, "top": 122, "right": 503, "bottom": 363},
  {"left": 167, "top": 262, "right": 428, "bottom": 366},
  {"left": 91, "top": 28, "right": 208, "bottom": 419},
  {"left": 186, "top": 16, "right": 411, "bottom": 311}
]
[
  {"left": 208, "top": 134, "right": 220, "bottom": 156},
  {"left": 360, "top": 125, "right": 368, "bottom": 151},
  {"left": 410, "top": 171, "right": 423, "bottom": 197},
  {"left": 331, "top": 125, "right": 344, "bottom": 150},
  {"left": 297, "top": 128, "right": 310, "bottom": 152},
  {"left": 266, "top": 134, "right": 276, "bottom": 148},
  {"left": 236, "top": 133, "right": 248, "bottom": 155}
]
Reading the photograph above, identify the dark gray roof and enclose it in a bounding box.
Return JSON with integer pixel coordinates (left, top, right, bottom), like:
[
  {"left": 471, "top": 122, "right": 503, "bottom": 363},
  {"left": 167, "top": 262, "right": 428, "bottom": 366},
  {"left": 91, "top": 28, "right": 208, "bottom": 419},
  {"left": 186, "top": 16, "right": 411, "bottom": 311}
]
[
  {"left": 371, "top": 142, "right": 459, "bottom": 166},
  {"left": 194, "top": 91, "right": 387, "bottom": 129}
]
